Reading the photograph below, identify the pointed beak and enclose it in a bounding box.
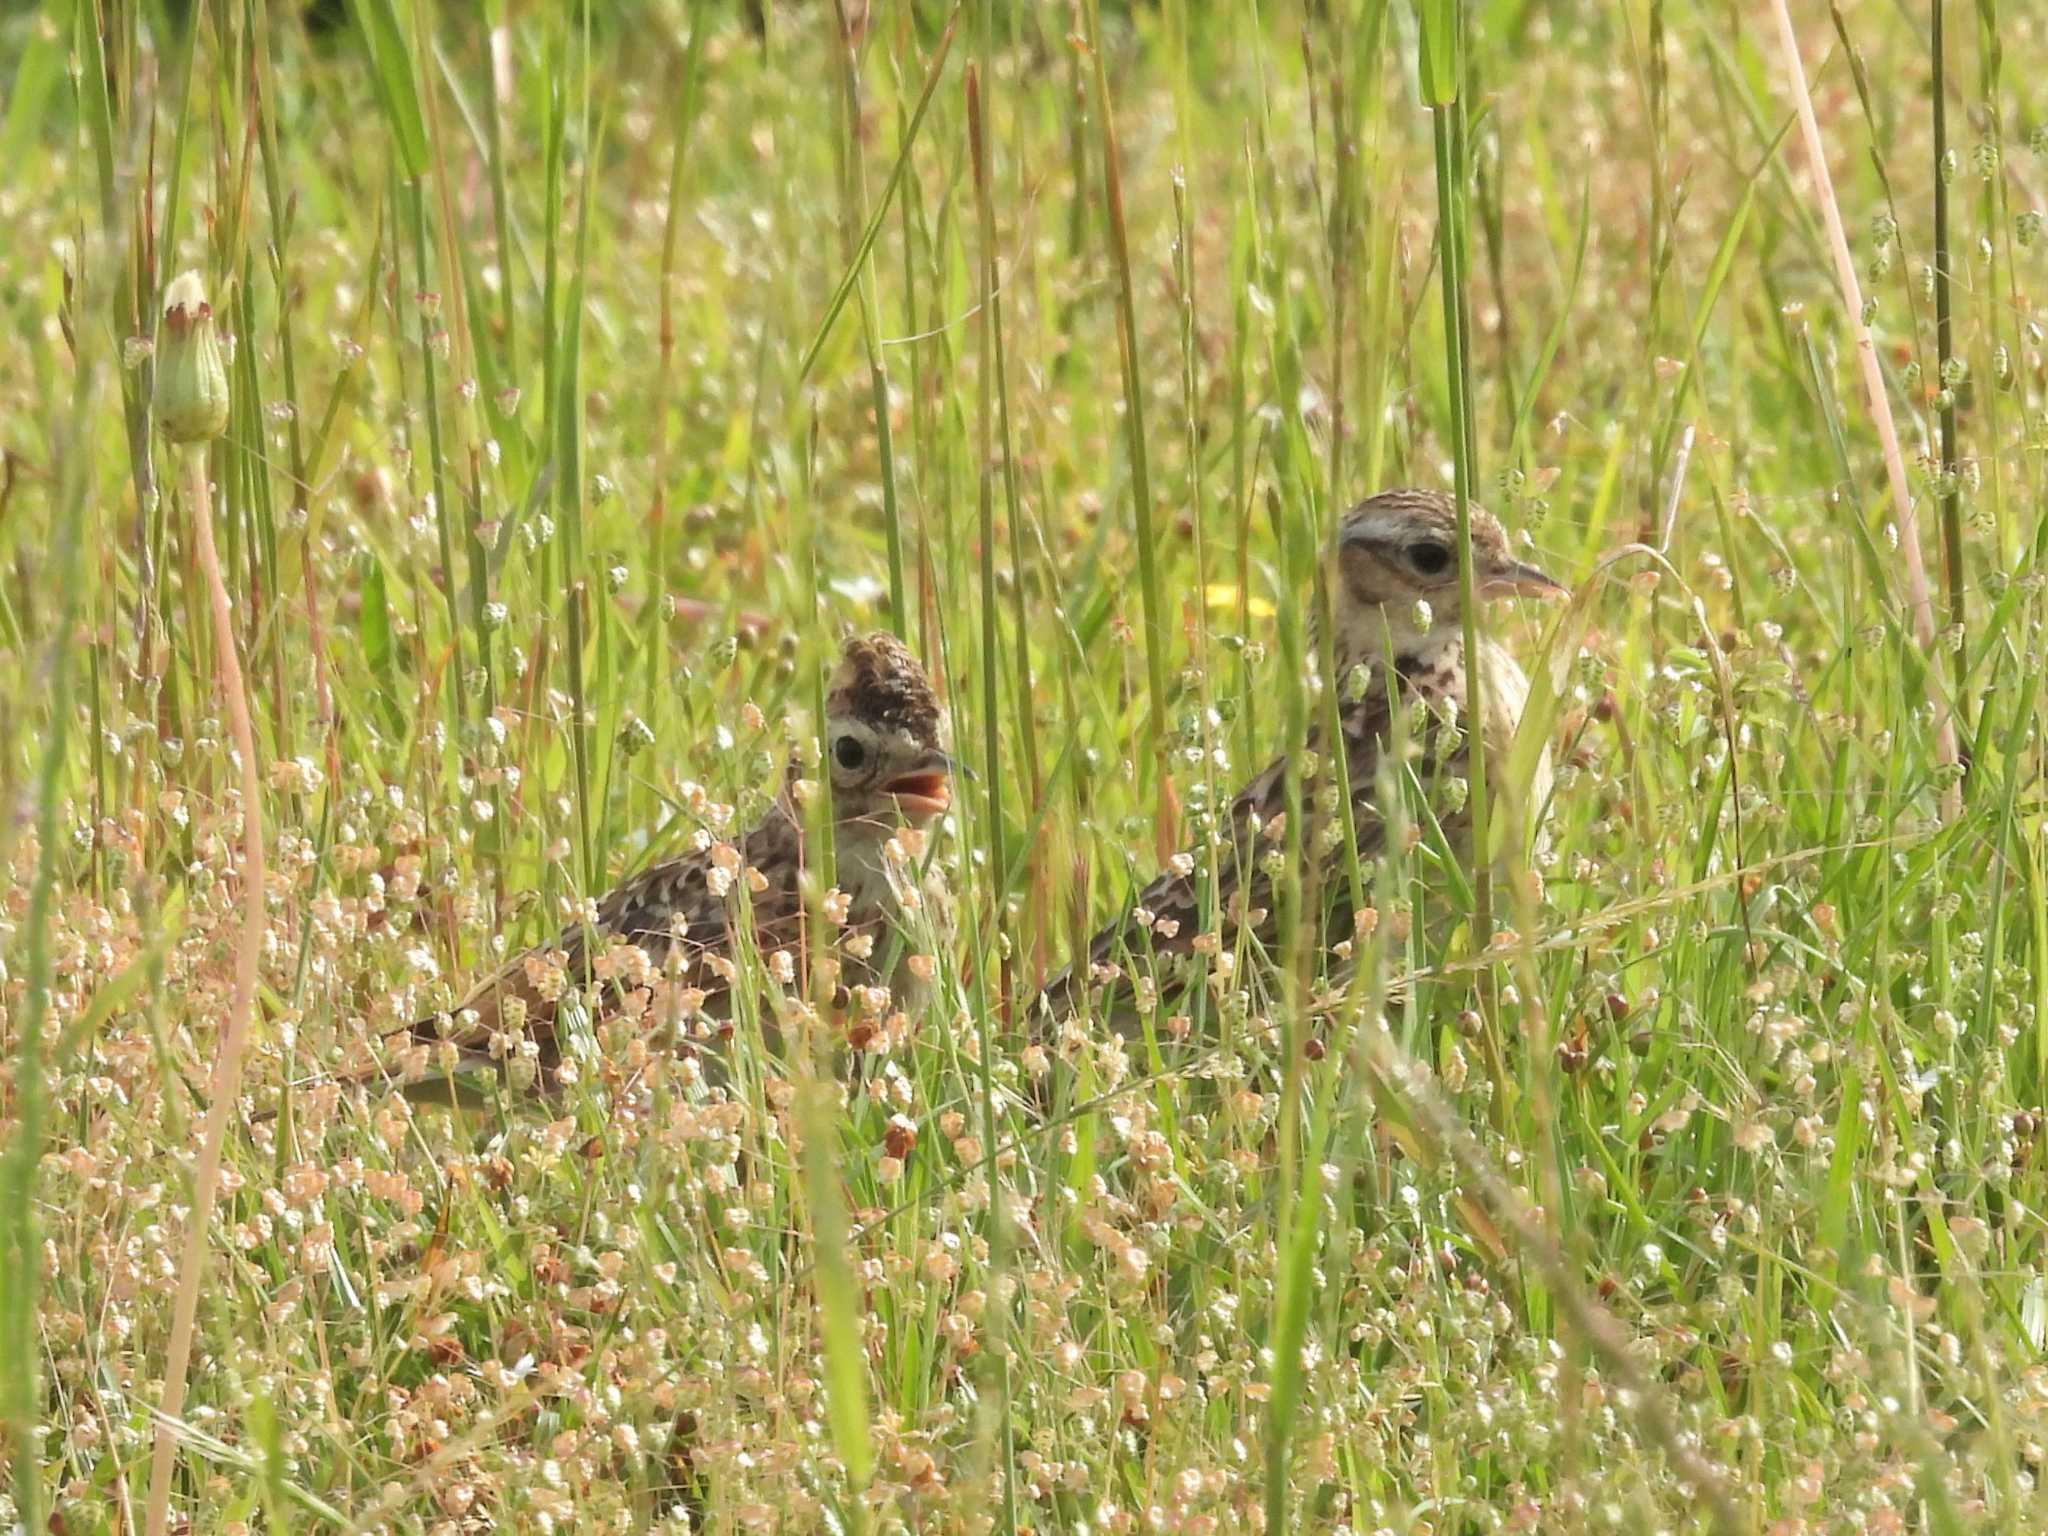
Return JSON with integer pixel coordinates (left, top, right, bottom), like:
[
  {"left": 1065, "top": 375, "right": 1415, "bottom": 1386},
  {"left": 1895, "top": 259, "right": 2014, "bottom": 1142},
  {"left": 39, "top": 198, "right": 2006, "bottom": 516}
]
[
  {"left": 1480, "top": 560, "right": 1569, "bottom": 601},
  {"left": 880, "top": 747, "right": 956, "bottom": 817}
]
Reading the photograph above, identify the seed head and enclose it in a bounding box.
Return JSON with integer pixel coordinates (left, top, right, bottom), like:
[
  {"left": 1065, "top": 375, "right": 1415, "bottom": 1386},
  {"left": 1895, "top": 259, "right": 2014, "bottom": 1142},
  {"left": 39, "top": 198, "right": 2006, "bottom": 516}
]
[{"left": 155, "top": 271, "right": 230, "bottom": 445}]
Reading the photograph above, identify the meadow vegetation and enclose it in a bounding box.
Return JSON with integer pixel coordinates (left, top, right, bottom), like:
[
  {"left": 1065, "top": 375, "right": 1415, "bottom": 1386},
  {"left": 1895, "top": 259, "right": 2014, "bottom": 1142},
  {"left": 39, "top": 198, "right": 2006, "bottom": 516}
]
[{"left": 4, "top": 1, "right": 2048, "bottom": 1530}]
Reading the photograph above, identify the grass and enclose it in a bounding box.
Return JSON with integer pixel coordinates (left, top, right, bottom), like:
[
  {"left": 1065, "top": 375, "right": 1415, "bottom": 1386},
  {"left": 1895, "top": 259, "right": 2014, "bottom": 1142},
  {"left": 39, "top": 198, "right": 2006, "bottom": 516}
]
[{"left": 4, "top": 0, "right": 2048, "bottom": 1529}]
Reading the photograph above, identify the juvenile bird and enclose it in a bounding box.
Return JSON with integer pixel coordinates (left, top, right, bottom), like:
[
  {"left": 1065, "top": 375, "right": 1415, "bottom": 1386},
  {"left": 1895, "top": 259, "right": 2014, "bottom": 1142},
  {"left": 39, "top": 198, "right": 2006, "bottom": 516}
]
[
  {"left": 313, "top": 631, "right": 954, "bottom": 1108},
  {"left": 1039, "top": 488, "right": 1563, "bottom": 1031}
]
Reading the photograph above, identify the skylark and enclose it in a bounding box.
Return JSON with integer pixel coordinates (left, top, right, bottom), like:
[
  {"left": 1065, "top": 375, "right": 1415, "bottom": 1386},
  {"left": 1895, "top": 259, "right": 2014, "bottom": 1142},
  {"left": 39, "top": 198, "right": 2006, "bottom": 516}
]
[
  {"left": 336, "top": 631, "right": 954, "bottom": 1104},
  {"left": 1039, "top": 488, "right": 1563, "bottom": 1029}
]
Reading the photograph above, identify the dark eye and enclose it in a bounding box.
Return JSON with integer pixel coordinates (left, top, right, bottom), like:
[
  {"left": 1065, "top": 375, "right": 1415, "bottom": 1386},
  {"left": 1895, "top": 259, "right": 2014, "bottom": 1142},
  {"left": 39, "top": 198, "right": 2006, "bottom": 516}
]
[
  {"left": 1409, "top": 542, "right": 1452, "bottom": 577},
  {"left": 833, "top": 734, "right": 866, "bottom": 771}
]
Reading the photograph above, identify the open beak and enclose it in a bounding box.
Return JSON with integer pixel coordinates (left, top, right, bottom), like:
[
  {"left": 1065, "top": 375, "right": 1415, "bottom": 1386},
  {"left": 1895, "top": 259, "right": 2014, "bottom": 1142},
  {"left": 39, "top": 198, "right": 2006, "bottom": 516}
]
[
  {"left": 1480, "top": 560, "right": 1569, "bottom": 601},
  {"left": 881, "top": 749, "right": 955, "bottom": 818}
]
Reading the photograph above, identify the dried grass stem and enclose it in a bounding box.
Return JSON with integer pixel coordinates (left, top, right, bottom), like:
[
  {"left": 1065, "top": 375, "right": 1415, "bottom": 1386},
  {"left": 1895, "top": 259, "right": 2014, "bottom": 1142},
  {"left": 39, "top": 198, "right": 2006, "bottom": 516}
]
[
  {"left": 1766, "top": 0, "right": 1962, "bottom": 815},
  {"left": 144, "top": 444, "right": 268, "bottom": 1536}
]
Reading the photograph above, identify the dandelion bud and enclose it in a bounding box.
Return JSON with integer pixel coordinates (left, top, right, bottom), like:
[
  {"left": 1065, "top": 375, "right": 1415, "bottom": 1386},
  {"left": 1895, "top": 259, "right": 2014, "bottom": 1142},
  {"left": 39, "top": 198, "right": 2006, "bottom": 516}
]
[{"left": 154, "top": 271, "right": 230, "bottom": 445}]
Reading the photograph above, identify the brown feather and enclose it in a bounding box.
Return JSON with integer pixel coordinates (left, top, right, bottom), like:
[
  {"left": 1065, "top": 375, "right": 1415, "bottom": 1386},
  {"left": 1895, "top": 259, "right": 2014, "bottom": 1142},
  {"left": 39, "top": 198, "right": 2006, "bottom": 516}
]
[
  {"left": 1036, "top": 486, "right": 1556, "bottom": 1034},
  {"left": 275, "top": 633, "right": 954, "bottom": 1114}
]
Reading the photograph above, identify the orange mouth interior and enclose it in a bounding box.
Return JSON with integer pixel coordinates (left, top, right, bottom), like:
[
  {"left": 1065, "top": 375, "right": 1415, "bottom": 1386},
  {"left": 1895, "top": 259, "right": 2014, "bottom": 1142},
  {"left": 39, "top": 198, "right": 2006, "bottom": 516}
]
[{"left": 882, "top": 770, "right": 952, "bottom": 816}]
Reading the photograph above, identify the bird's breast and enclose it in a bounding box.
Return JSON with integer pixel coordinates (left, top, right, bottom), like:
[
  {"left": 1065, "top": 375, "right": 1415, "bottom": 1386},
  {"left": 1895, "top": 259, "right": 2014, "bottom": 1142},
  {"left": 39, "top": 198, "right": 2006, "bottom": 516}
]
[
  {"left": 1474, "top": 638, "right": 1532, "bottom": 749},
  {"left": 1474, "top": 637, "right": 1552, "bottom": 833}
]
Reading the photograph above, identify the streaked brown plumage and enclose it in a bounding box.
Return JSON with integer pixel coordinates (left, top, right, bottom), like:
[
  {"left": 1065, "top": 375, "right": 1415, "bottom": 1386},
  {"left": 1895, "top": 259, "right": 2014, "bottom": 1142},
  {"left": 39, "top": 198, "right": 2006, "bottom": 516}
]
[
  {"left": 1038, "top": 489, "right": 1563, "bottom": 1030},
  {"left": 330, "top": 632, "right": 953, "bottom": 1104}
]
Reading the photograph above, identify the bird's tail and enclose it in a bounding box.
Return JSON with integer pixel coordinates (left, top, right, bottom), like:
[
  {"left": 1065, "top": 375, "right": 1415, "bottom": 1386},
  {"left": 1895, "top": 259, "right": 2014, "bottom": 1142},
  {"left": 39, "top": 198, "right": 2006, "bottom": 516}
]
[
  {"left": 250, "top": 960, "right": 548, "bottom": 1125},
  {"left": 1026, "top": 963, "right": 1085, "bottom": 1041},
  {"left": 249, "top": 1030, "right": 510, "bottom": 1125}
]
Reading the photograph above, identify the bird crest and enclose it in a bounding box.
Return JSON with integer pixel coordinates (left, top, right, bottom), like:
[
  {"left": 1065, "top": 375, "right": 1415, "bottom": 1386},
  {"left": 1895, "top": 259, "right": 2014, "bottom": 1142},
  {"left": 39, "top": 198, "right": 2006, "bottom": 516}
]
[{"left": 827, "top": 631, "right": 947, "bottom": 749}]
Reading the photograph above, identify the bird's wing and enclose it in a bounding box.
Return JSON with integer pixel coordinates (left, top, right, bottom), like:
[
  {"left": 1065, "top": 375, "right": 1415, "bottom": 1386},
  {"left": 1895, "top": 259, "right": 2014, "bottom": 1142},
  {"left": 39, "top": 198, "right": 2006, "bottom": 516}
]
[
  {"left": 1086, "top": 751, "right": 1288, "bottom": 971},
  {"left": 391, "top": 804, "right": 814, "bottom": 1070},
  {"left": 1037, "top": 677, "right": 1405, "bottom": 1027},
  {"left": 258, "top": 808, "right": 813, "bottom": 1119},
  {"left": 591, "top": 849, "right": 735, "bottom": 958},
  {"left": 392, "top": 845, "right": 733, "bottom": 1070}
]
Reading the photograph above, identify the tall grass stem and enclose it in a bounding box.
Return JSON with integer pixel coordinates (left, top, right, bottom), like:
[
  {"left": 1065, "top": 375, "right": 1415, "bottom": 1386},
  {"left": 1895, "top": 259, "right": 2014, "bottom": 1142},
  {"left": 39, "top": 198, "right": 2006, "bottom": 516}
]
[
  {"left": 1082, "top": 0, "right": 1170, "bottom": 786},
  {"left": 1422, "top": 4, "right": 1492, "bottom": 949},
  {"left": 1766, "top": 0, "right": 1961, "bottom": 817},
  {"left": 143, "top": 443, "right": 269, "bottom": 1536},
  {"left": 1930, "top": 1, "right": 1968, "bottom": 723},
  {"left": 964, "top": 59, "right": 1021, "bottom": 1535}
]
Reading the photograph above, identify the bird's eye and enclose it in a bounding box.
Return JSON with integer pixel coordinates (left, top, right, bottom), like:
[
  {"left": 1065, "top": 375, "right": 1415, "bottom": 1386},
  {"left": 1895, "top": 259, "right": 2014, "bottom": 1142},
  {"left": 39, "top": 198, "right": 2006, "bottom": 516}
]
[
  {"left": 833, "top": 734, "right": 867, "bottom": 771},
  {"left": 1409, "top": 542, "right": 1452, "bottom": 577}
]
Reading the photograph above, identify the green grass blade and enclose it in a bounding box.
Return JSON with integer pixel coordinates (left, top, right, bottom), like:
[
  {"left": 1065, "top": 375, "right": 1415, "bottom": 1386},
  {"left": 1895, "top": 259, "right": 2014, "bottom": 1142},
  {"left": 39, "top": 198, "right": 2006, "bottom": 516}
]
[
  {"left": 347, "top": 0, "right": 429, "bottom": 178},
  {"left": 796, "top": 6, "right": 960, "bottom": 387}
]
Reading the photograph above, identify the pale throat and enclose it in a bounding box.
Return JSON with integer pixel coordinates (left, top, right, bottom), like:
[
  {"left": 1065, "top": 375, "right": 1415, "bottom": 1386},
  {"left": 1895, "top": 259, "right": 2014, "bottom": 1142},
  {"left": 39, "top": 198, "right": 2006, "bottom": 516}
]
[
  {"left": 1335, "top": 603, "right": 1467, "bottom": 680},
  {"left": 832, "top": 813, "right": 933, "bottom": 919}
]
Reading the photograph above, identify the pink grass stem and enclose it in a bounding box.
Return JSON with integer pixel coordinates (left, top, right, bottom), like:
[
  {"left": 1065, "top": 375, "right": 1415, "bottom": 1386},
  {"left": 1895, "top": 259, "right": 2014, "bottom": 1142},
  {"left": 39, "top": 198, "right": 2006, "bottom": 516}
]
[
  {"left": 144, "top": 446, "right": 268, "bottom": 1536},
  {"left": 1766, "top": 0, "right": 1962, "bottom": 815}
]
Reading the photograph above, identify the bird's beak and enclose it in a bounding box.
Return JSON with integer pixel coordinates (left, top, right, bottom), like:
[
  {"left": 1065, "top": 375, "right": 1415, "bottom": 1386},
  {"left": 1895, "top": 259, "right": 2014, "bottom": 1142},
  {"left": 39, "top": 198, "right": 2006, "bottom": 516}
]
[
  {"left": 881, "top": 747, "right": 956, "bottom": 818},
  {"left": 1480, "top": 560, "right": 1569, "bottom": 601}
]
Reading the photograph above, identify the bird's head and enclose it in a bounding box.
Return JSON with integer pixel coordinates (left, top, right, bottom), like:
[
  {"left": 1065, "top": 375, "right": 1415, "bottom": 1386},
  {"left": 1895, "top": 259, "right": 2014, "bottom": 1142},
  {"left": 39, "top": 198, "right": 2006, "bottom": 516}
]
[
  {"left": 1329, "top": 489, "right": 1564, "bottom": 667},
  {"left": 817, "top": 631, "right": 954, "bottom": 836}
]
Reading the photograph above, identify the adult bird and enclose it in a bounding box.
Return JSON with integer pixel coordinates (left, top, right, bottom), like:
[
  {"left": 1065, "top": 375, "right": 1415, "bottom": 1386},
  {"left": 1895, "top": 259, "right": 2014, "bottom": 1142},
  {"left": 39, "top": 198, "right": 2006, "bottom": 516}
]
[
  {"left": 1037, "top": 488, "right": 1564, "bottom": 1036},
  {"left": 290, "top": 631, "right": 955, "bottom": 1111}
]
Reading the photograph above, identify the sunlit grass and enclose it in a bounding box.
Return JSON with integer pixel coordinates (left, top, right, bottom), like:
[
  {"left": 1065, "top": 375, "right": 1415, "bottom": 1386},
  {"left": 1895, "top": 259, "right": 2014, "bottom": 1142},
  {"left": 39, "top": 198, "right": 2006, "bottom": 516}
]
[{"left": 5, "top": 2, "right": 2048, "bottom": 1531}]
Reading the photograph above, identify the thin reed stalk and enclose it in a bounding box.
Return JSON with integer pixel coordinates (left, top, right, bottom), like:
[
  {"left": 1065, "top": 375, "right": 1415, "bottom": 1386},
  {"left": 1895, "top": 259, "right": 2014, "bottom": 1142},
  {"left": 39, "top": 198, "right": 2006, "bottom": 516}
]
[
  {"left": 144, "top": 441, "right": 268, "bottom": 1536},
  {"left": 0, "top": 299, "right": 99, "bottom": 1536},
  {"left": 1930, "top": 0, "right": 1968, "bottom": 722},
  {"left": 1766, "top": 0, "right": 1961, "bottom": 816},
  {"left": 1422, "top": 3, "right": 1492, "bottom": 947},
  {"left": 964, "top": 57, "right": 1021, "bottom": 1536},
  {"left": 833, "top": 5, "right": 910, "bottom": 640},
  {"left": 1081, "top": 0, "right": 1169, "bottom": 793}
]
